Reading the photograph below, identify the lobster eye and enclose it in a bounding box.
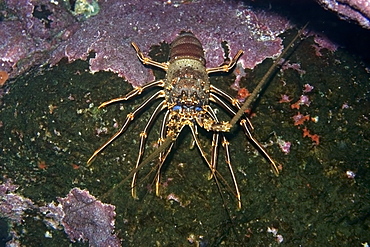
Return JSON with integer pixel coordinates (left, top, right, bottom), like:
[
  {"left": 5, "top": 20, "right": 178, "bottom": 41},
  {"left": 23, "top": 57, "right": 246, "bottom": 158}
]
[{"left": 172, "top": 105, "right": 182, "bottom": 111}]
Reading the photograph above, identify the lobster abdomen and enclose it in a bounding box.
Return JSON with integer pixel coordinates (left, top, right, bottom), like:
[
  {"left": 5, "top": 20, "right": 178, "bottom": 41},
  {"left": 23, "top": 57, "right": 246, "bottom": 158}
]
[{"left": 169, "top": 32, "right": 206, "bottom": 65}]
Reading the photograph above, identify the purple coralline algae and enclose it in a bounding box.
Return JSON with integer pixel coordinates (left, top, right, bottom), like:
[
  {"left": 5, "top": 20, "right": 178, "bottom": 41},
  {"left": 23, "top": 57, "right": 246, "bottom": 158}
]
[
  {"left": 0, "top": 0, "right": 79, "bottom": 79},
  {"left": 317, "top": 0, "right": 370, "bottom": 29},
  {"left": 58, "top": 188, "right": 121, "bottom": 247},
  {"left": 1, "top": 0, "right": 291, "bottom": 87},
  {"left": 50, "top": 0, "right": 291, "bottom": 86},
  {"left": 1, "top": 179, "right": 120, "bottom": 246},
  {"left": 0, "top": 179, "right": 35, "bottom": 224},
  {"left": 1, "top": 182, "right": 119, "bottom": 246},
  {"left": 40, "top": 202, "right": 65, "bottom": 230}
]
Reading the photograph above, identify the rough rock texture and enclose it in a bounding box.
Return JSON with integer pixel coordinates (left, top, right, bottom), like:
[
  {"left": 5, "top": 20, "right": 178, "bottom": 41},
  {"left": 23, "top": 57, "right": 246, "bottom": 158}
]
[
  {"left": 317, "top": 0, "right": 370, "bottom": 28},
  {"left": 1, "top": 0, "right": 291, "bottom": 86},
  {"left": 58, "top": 188, "right": 121, "bottom": 247}
]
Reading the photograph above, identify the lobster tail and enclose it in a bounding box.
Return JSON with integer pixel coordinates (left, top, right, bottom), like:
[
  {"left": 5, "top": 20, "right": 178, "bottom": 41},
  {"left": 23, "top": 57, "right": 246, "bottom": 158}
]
[{"left": 169, "top": 32, "right": 206, "bottom": 65}]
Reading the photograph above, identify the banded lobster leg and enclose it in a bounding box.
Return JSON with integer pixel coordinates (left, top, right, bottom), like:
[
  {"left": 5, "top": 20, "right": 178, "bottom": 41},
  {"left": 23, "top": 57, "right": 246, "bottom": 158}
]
[
  {"left": 87, "top": 87, "right": 165, "bottom": 165},
  {"left": 130, "top": 101, "right": 168, "bottom": 199},
  {"left": 204, "top": 105, "right": 242, "bottom": 209},
  {"left": 153, "top": 114, "right": 218, "bottom": 197},
  {"left": 210, "top": 85, "right": 280, "bottom": 176}
]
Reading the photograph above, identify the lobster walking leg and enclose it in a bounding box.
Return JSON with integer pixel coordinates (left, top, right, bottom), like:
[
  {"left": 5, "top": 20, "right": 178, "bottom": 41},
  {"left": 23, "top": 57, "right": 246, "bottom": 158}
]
[
  {"left": 87, "top": 90, "right": 165, "bottom": 165},
  {"left": 131, "top": 101, "right": 167, "bottom": 199},
  {"left": 98, "top": 80, "right": 165, "bottom": 108}
]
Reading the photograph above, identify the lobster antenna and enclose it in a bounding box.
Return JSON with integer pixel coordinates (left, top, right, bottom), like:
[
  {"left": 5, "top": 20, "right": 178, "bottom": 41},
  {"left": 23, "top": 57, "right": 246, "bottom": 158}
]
[{"left": 229, "top": 22, "right": 309, "bottom": 128}]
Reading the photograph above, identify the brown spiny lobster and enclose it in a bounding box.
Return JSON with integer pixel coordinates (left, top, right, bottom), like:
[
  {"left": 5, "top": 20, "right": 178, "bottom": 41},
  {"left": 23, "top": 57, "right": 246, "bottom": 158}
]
[{"left": 88, "top": 31, "right": 282, "bottom": 208}]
